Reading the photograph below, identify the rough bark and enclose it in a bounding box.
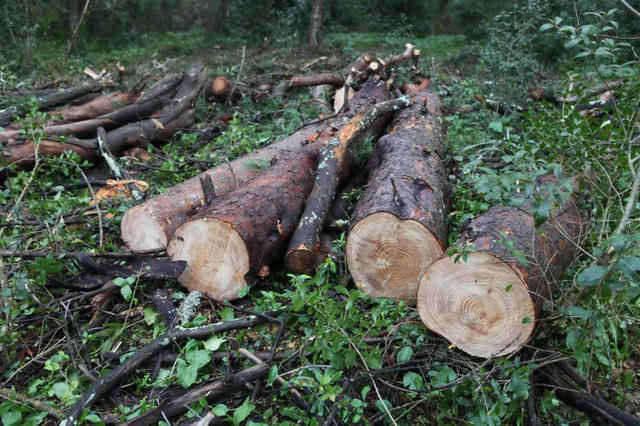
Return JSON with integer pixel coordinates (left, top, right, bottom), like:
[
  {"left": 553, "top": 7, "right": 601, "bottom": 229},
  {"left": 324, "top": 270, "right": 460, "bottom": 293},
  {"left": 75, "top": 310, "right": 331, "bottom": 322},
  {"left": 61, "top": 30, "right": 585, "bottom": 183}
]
[
  {"left": 0, "top": 82, "right": 101, "bottom": 126},
  {"left": 273, "top": 73, "right": 343, "bottom": 97},
  {"left": 345, "top": 89, "right": 448, "bottom": 302},
  {"left": 285, "top": 93, "right": 411, "bottom": 275},
  {"left": 417, "top": 181, "right": 585, "bottom": 358},
  {"left": 49, "top": 91, "right": 141, "bottom": 123},
  {"left": 309, "top": 0, "right": 324, "bottom": 47},
  {"left": 311, "top": 84, "right": 333, "bottom": 113},
  {"left": 121, "top": 77, "right": 390, "bottom": 253},
  {"left": 167, "top": 150, "right": 316, "bottom": 301}
]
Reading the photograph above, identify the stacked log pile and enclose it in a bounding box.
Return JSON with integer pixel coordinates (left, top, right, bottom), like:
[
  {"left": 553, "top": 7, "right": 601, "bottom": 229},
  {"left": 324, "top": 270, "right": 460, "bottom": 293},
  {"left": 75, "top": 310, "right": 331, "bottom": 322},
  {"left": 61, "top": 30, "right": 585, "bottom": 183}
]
[
  {"left": 110, "top": 46, "right": 584, "bottom": 361},
  {"left": 0, "top": 66, "right": 205, "bottom": 170}
]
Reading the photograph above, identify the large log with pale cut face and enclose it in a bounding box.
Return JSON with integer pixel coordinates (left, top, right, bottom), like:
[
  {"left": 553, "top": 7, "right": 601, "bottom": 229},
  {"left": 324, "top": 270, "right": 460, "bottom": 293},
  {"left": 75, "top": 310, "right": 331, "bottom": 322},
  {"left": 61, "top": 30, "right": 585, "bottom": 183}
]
[
  {"left": 418, "top": 183, "right": 585, "bottom": 358},
  {"left": 346, "top": 89, "right": 448, "bottom": 303},
  {"left": 167, "top": 150, "right": 316, "bottom": 301}
]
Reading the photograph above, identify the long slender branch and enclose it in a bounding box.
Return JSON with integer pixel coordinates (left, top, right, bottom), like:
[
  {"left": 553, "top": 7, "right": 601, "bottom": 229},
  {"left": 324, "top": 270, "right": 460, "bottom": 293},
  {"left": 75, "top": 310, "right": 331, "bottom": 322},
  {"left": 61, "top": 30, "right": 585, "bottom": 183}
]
[
  {"left": 621, "top": 0, "right": 640, "bottom": 18},
  {"left": 62, "top": 314, "right": 271, "bottom": 425}
]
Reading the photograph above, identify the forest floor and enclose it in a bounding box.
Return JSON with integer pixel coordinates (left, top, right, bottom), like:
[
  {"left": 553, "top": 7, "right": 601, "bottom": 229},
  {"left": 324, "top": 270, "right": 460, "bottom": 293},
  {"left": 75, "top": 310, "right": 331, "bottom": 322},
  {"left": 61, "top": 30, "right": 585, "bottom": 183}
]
[{"left": 1, "top": 30, "right": 639, "bottom": 425}]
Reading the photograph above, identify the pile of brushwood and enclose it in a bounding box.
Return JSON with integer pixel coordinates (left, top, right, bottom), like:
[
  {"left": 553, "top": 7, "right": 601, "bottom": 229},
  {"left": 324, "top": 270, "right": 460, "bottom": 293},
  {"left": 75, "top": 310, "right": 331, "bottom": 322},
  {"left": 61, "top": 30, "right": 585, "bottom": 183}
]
[{"left": 1, "top": 44, "right": 638, "bottom": 426}]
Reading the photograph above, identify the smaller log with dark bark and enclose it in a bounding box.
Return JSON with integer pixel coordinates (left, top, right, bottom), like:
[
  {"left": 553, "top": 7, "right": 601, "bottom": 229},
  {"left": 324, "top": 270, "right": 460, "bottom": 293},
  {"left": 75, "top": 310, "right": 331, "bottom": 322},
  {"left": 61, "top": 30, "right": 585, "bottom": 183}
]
[
  {"left": 167, "top": 150, "right": 316, "bottom": 301},
  {"left": 285, "top": 91, "right": 411, "bottom": 275},
  {"left": 418, "top": 179, "right": 585, "bottom": 357},
  {"left": 273, "top": 73, "right": 344, "bottom": 96},
  {"left": 345, "top": 89, "right": 447, "bottom": 302}
]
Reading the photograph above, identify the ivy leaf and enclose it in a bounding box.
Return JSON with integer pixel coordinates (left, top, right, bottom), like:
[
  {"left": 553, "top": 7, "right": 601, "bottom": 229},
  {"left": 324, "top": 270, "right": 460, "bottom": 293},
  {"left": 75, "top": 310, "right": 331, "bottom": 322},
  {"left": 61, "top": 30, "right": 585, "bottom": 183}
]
[
  {"left": 507, "top": 374, "right": 529, "bottom": 399},
  {"left": 577, "top": 265, "right": 607, "bottom": 286},
  {"left": 616, "top": 256, "right": 640, "bottom": 279},
  {"left": 489, "top": 120, "right": 503, "bottom": 133},
  {"left": 233, "top": 398, "right": 255, "bottom": 425},
  {"left": 212, "top": 404, "right": 229, "bottom": 417},
  {"left": 51, "top": 382, "right": 71, "bottom": 400},
  {"left": 402, "top": 372, "right": 424, "bottom": 391},
  {"left": 186, "top": 349, "right": 211, "bottom": 369},
  {"left": 396, "top": 346, "right": 413, "bottom": 363},
  {"left": 120, "top": 285, "right": 133, "bottom": 302},
  {"left": 0, "top": 410, "right": 22, "bottom": 426},
  {"left": 539, "top": 23, "right": 554, "bottom": 32},
  {"left": 220, "top": 307, "right": 235, "bottom": 321},
  {"left": 566, "top": 305, "right": 592, "bottom": 320},
  {"left": 267, "top": 365, "right": 279, "bottom": 386},
  {"left": 203, "top": 336, "right": 226, "bottom": 352},
  {"left": 143, "top": 307, "right": 158, "bottom": 326},
  {"left": 176, "top": 359, "right": 198, "bottom": 388},
  {"left": 375, "top": 399, "right": 392, "bottom": 414}
]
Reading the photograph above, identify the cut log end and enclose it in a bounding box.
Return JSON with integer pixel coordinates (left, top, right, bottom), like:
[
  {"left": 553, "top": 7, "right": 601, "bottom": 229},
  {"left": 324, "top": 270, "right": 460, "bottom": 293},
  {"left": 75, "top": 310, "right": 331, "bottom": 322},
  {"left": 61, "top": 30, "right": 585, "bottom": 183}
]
[
  {"left": 120, "top": 207, "right": 169, "bottom": 252},
  {"left": 285, "top": 246, "right": 316, "bottom": 276},
  {"left": 167, "top": 218, "right": 249, "bottom": 301},
  {"left": 346, "top": 212, "right": 443, "bottom": 302},
  {"left": 417, "top": 253, "right": 536, "bottom": 358}
]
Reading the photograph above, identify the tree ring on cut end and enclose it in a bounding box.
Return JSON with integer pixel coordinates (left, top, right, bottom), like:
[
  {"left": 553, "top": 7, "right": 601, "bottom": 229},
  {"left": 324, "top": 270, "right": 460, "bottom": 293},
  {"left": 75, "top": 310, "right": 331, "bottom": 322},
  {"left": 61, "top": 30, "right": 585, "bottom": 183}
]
[
  {"left": 418, "top": 252, "right": 535, "bottom": 358},
  {"left": 347, "top": 212, "right": 443, "bottom": 302},
  {"left": 167, "top": 218, "right": 249, "bottom": 301}
]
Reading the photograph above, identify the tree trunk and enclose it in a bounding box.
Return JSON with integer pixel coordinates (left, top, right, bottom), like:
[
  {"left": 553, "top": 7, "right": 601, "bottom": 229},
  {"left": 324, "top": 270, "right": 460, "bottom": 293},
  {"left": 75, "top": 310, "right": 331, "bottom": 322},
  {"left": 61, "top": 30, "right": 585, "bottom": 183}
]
[
  {"left": 0, "top": 83, "right": 101, "bottom": 127},
  {"left": 285, "top": 93, "right": 411, "bottom": 275},
  {"left": 273, "top": 73, "right": 343, "bottom": 97},
  {"left": 121, "top": 77, "right": 390, "bottom": 253},
  {"left": 345, "top": 89, "right": 448, "bottom": 303},
  {"left": 417, "top": 180, "right": 585, "bottom": 358},
  {"left": 167, "top": 150, "right": 316, "bottom": 301},
  {"left": 309, "top": 0, "right": 324, "bottom": 47}
]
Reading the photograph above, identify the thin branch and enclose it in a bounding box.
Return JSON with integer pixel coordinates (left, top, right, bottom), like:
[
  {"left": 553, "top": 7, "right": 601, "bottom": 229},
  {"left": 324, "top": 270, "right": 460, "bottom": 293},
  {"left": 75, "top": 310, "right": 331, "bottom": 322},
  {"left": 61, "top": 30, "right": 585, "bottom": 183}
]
[
  {"left": 65, "top": 0, "right": 91, "bottom": 60},
  {"left": 0, "top": 387, "right": 64, "bottom": 419},
  {"left": 621, "top": 0, "right": 640, "bottom": 18},
  {"left": 63, "top": 314, "right": 272, "bottom": 425}
]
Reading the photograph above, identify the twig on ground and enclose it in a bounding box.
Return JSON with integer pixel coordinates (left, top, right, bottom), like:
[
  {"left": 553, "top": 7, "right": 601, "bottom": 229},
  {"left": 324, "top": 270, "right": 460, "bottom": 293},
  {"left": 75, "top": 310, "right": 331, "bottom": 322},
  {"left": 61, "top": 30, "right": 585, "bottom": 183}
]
[
  {"left": 63, "top": 314, "right": 272, "bottom": 425},
  {"left": 0, "top": 387, "right": 64, "bottom": 419}
]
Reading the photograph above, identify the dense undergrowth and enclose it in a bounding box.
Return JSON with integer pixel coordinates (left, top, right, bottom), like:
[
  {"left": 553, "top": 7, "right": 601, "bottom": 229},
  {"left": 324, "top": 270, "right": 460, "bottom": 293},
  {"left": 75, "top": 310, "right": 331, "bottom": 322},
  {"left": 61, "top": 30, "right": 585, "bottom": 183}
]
[{"left": 1, "top": 9, "right": 639, "bottom": 426}]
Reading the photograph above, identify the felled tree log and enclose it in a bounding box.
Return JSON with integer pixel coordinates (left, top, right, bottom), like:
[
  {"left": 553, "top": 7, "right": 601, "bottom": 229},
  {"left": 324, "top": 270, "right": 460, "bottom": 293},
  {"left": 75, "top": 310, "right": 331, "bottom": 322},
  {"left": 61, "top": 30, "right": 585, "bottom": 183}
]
[
  {"left": 0, "top": 71, "right": 184, "bottom": 142},
  {"left": 3, "top": 92, "right": 142, "bottom": 132},
  {"left": 1, "top": 110, "right": 194, "bottom": 169},
  {"left": 311, "top": 84, "right": 333, "bottom": 113},
  {"left": 49, "top": 91, "right": 142, "bottom": 124},
  {"left": 528, "top": 79, "right": 624, "bottom": 104},
  {"left": 167, "top": 150, "right": 316, "bottom": 301},
  {"left": 345, "top": 89, "right": 448, "bottom": 302},
  {"left": 0, "top": 82, "right": 101, "bottom": 126},
  {"left": 273, "top": 73, "right": 344, "bottom": 96},
  {"left": 206, "top": 76, "right": 233, "bottom": 99},
  {"left": 417, "top": 181, "right": 585, "bottom": 358},
  {"left": 121, "top": 77, "right": 390, "bottom": 253},
  {"left": 0, "top": 94, "right": 170, "bottom": 142},
  {"left": 285, "top": 94, "right": 411, "bottom": 275}
]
